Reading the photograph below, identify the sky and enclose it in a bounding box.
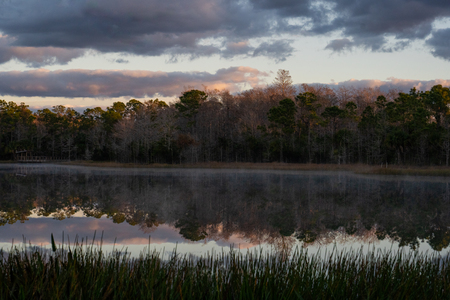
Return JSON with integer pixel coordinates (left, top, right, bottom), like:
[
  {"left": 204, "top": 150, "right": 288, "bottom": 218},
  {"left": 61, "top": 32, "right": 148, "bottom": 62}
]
[{"left": 0, "top": 0, "right": 449, "bottom": 110}]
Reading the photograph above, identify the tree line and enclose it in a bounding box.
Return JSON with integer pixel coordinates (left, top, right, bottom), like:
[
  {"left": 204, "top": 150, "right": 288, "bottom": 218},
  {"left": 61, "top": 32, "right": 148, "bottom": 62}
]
[{"left": 1, "top": 70, "right": 450, "bottom": 165}]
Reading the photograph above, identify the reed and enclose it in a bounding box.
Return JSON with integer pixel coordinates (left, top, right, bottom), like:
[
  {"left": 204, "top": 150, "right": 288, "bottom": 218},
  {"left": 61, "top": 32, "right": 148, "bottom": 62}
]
[{"left": 1, "top": 238, "right": 449, "bottom": 299}]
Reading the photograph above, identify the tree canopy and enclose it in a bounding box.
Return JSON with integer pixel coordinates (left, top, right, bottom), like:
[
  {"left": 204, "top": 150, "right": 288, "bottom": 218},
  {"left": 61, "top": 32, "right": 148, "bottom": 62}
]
[{"left": 1, "top": 83, "right": 450, "bottom": 165}]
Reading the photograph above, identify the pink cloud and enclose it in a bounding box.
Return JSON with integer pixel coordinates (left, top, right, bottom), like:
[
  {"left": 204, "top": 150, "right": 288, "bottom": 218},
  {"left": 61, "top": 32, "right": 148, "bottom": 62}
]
[
  {"left": 0, "top": 35, "right": 84, "bottom": 66},
  {"left": 328, "top": 77, "right": 450, "bottom": 92},
  {"left": 0, "top": 67, "right": 269, "bottom": 98}
]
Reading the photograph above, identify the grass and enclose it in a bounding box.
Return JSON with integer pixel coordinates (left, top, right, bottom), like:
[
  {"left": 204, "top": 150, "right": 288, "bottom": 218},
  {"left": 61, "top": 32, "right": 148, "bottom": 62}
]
[
  {"left": 1, "top": 237, "right": 450, "bottom": 299},
  {"left": 58, "top": 160, "right": 450, "bottom": 177}
]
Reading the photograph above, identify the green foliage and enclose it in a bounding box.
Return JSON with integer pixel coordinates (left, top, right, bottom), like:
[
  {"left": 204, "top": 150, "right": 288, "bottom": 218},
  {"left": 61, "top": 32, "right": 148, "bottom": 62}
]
[
  {"left": 322, "top": 106, "right": 345, "bottom": 122},
  {"left": 359, "top": 106, "right": 377, "bottom": 130},
  {"left": 126, "top": 99, "right": 143, "bottom": 115},
  {"left": 0, "top": 101, "right": 35, "bottom": 158},
  {"left": 266, "top": 98, "right": 298, "bottom": 162},
  {"left": 423, "top": 85, "right": 450, "bottom": 127},
  {"left": 344, "top": 101, "right": 358, "bottom": 121},
  {"left": 296, "top": 92, "right": 320, "bottom": 110},
  {"left": 175, "top": 90, "right": 207, "bottom": 128},
  {"left": 102, "top": 102, "right": 126, "bottom": 132},
  {"left": 268, "top": 98, "right": 297, "bottom": 135},
  {"left": 1, "top": 84, "right": 450, "bottom": 165}
]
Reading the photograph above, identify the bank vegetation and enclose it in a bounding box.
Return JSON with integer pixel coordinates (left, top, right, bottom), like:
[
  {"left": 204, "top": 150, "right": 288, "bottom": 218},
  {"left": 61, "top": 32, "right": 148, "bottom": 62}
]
[{"left": 1, "top": 240, "right": 449, "bottom": 300}]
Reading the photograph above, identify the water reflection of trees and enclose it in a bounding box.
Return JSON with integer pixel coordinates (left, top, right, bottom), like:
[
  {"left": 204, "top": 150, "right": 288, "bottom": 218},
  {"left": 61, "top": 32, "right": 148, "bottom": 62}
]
[{"left": 1, "top": 166, "right": 450, "bottom": 251}]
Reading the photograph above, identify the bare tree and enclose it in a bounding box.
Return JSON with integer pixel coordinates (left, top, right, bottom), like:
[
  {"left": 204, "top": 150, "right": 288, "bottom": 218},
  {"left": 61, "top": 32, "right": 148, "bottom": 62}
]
[{"left": 273, "top": 69, "right": 296, "bottom": 99}]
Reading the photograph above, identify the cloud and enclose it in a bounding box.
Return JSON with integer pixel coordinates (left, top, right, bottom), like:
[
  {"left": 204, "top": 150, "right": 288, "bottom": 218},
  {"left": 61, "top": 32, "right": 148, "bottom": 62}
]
[
  {"left": 0, "top": 67, "right": 269, "bottom": 98},
  {"left": 249, "top": 0, "right": 312, "bottom": 17},
  {"left": 330, "top": 1, "right": 449, "bottom": 35},
  {"left": 221, "top": 41, "right": 254, "bottom": 58},
  {"left": 114, "top": 58, "right": 129, "bottom": 64},
  {"left": 0, "top": 0, "right": 450, "bottom": 65},
  {"left": 325, "top": 36, "right": 411, "bottom": 53},
  {"left": 325, "top": 38, "right": 354, "bottom": 52},
  {"left": 319, "top": 1, "right": 450, "bottom": 56},
  {"left": 0, "top": 0, "right": 289, "bottom": 64},
  {"left": 327, "top": 78, "right": 450, "bottom": 92},
  {"left": 1, "top": 47, "right": 85, "bottom": 67},
  {"left": 0, "top": 36, "right": 85, "bottom": 67},
  {"left": 427, "top": 28, "right": 450, "bottom": 60},
  {"left": 252, "top": 40, "right": 294, "bottom": 62},
  {"left": 1, "top": 66, "right": 446, "bottom": 100}
]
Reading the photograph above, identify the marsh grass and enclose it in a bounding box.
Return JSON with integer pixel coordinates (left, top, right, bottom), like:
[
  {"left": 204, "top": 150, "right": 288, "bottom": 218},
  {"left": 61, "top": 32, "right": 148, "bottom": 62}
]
[{"left": 1, "top": 236, "right": 450, "bottom": 299}]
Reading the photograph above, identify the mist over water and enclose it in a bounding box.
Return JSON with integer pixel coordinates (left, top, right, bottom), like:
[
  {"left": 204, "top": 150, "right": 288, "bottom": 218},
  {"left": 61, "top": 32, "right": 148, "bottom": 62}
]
[{"left": 1, "top": 163, "right": 450, "bottom": 256}]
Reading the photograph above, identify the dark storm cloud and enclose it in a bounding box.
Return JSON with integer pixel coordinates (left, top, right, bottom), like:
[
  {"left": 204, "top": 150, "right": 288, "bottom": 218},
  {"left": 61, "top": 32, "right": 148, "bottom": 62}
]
[
  {"left": 221, "top": 40, "right": 294, "bottom": 61},
  {"left": 322, "top": 0, "right": 450, "bottom": 54},
  {"left": 0, "top": 0, "right": 283, "bottom": 63},
  {"left": 0, "top": 47, "right": 85, "bottom": 67},
  {"left": 0, "top": 67, "right": 268, "bottom": 98},
  {"left": 249, "top": 0, "right": 312, "bottom": 17},
  {"left": 0, "top": 36, "right": 85, "bottom": 66},
  {"left": 0, "top": 0, "right": 450, "bottom": 65},
  {"left": 426, "top": 28, "right": 450, "bottom": 60},
  {"left": 328, "top": 0, "right": 445, "bottom": 38},
  {"left": 325, "top": 37, "right": 411, "bottom": 53},
  {"left": 221, "top": 41, "right": 255, "bottom": 58},
  {"left": 324, "top": 38, "right": 354, "bottom": 52},
  {"left": 252, "top": 40, "right": 294, "bottom": 62}
]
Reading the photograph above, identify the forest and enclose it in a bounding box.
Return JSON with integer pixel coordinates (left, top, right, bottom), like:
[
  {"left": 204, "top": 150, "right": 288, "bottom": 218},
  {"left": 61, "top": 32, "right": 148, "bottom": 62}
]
[{"left": 1, "top": 70, "right": 450, "bottom": 165}]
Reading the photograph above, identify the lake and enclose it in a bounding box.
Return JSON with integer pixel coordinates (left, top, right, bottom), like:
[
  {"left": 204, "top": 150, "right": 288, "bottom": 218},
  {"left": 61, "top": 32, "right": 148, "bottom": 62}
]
[{"left": 1, "top": 163, "right": 450, "bottom": 257}]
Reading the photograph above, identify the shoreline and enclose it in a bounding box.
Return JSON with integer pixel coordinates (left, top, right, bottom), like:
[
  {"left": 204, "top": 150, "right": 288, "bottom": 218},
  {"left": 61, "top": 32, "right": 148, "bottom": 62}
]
[
  {"left": 4, "top": 159, "right": 450, "bottom": 176},
  {"left": 53, "top": 160, "right": 450, "bottom": 176}
]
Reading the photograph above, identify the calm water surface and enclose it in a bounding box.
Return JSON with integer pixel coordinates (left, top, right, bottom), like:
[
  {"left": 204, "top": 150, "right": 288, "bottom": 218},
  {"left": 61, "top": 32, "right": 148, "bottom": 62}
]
[{"left": 1, "top": 163, "right": 450, "bottom": 256}]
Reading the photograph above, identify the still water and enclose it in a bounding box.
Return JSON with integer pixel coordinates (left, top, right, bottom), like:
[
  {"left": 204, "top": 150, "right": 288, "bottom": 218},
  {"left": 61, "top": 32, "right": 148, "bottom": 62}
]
[{"left": 1, "top": 163, "right": 450, "bottom": 256}]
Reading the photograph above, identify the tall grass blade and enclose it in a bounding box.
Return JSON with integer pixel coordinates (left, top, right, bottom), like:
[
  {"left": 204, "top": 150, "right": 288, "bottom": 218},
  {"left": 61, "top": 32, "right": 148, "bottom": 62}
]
[{"left": 51, "top": 233, "right": 57, "bottom": 252}]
